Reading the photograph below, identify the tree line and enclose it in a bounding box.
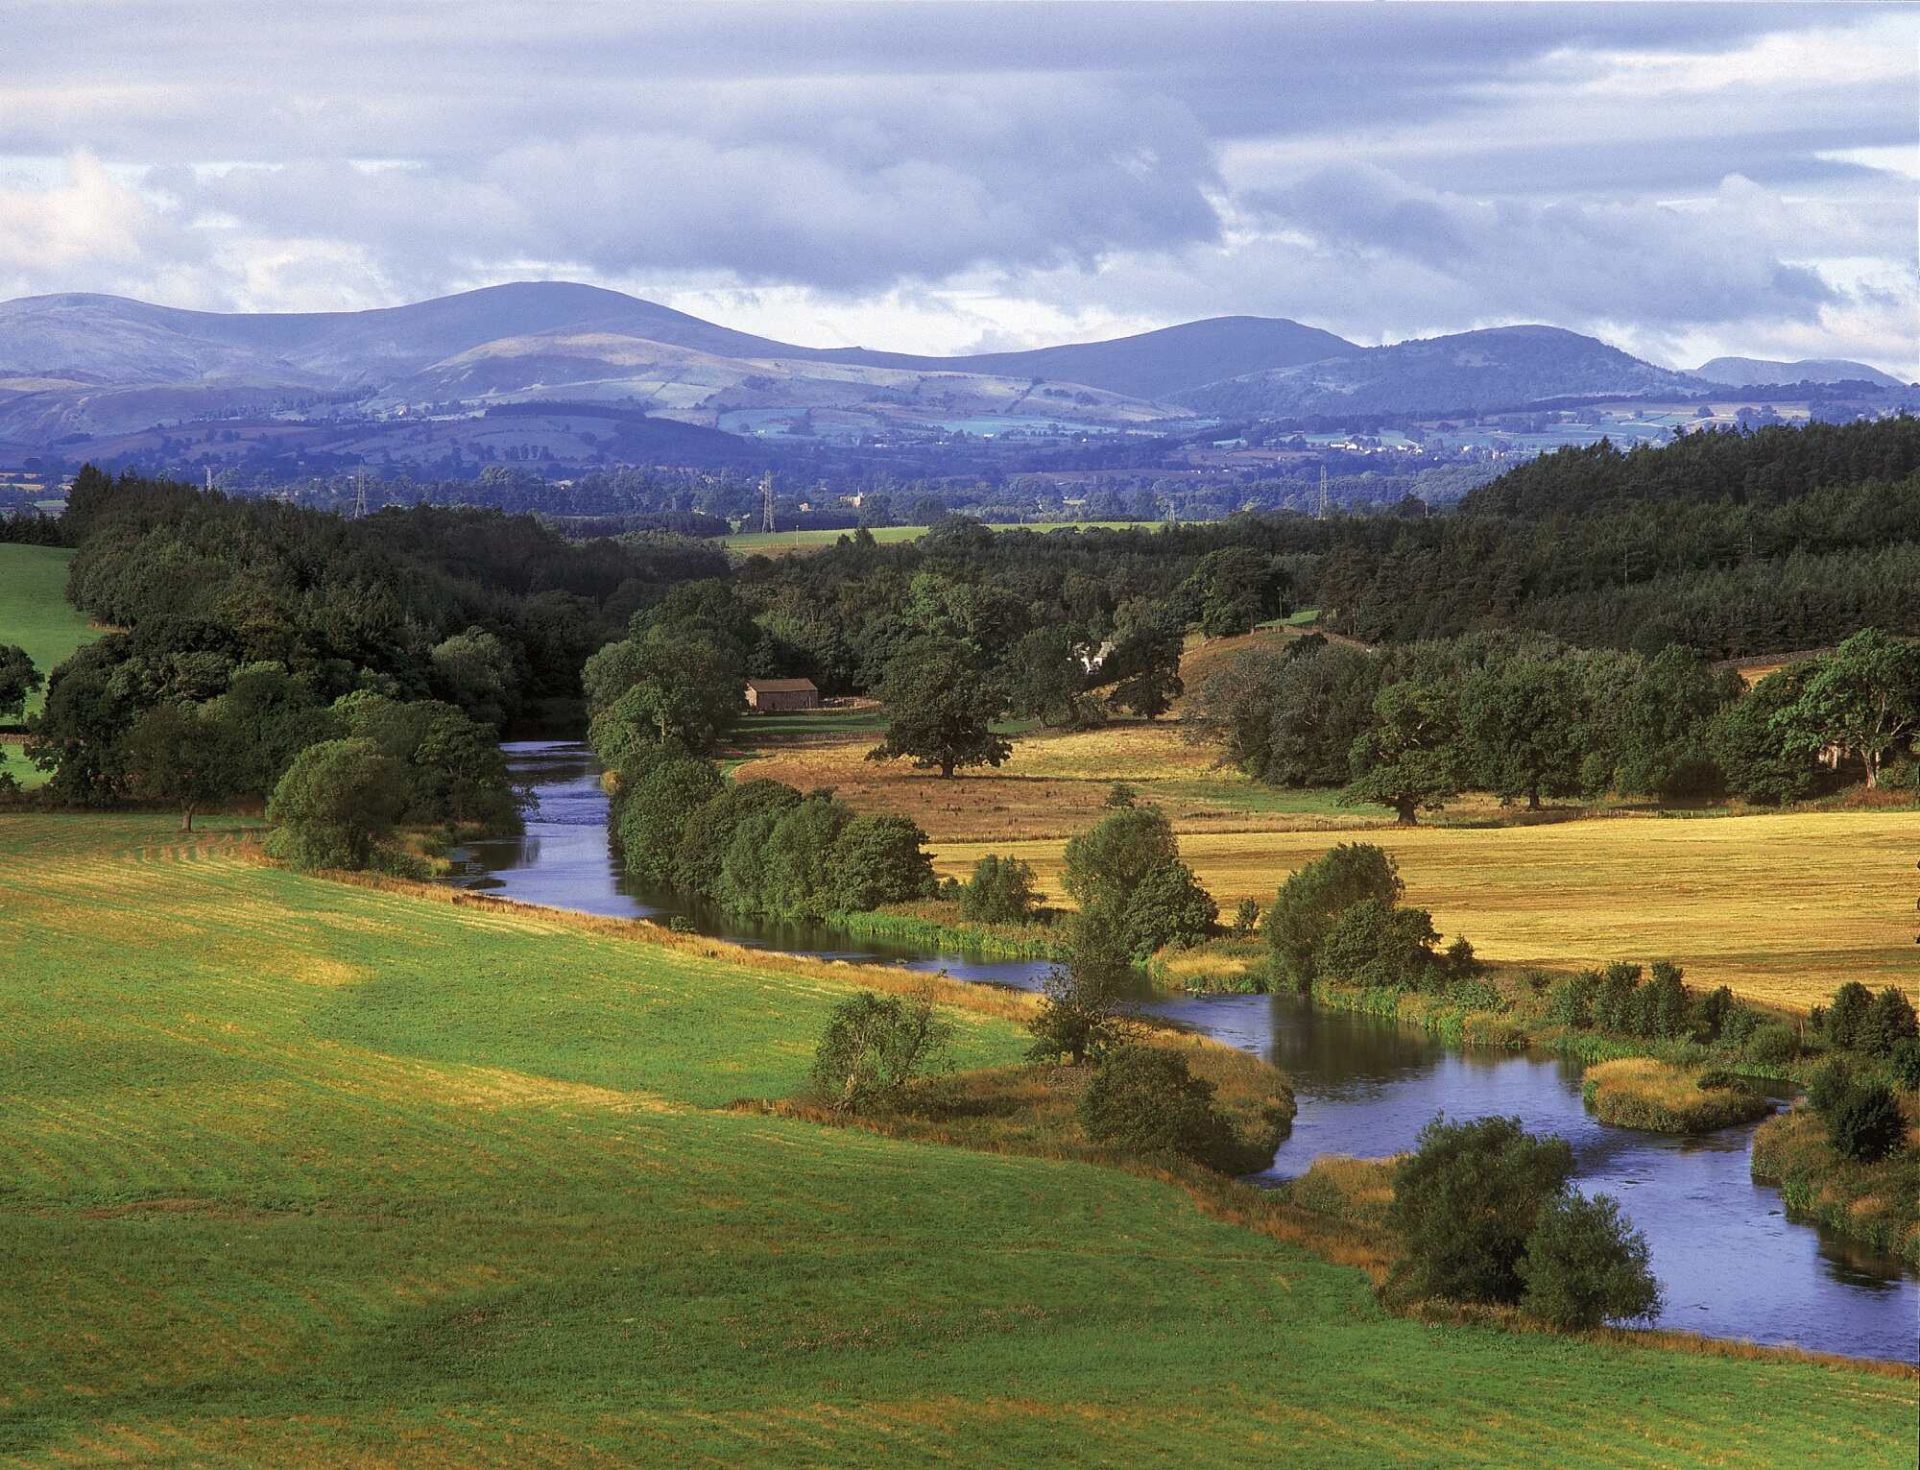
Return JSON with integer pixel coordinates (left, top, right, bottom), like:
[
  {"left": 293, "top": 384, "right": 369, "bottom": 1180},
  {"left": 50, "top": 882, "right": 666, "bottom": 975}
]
[{"left": 1188, "top": 626, "right": 1920, "bottom": 821}]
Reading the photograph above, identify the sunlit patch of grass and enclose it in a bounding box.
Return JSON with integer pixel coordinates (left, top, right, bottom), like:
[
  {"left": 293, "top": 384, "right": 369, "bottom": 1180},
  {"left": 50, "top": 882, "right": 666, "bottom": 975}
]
[
  {"left": 1581, "top": 1059, "right": 1773, "bottom": 1134},
  {"left": 933, "top": 808, "right": 1920, "bottom": 1010},
  {"left": 1, "top": 814, "right": 1913, "bottom": 1466}
]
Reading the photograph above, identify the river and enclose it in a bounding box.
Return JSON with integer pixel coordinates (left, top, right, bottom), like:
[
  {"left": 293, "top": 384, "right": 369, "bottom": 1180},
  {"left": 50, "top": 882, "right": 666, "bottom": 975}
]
[{"left": 455, "top": 741, "right": 1918, "bottom": 1362}]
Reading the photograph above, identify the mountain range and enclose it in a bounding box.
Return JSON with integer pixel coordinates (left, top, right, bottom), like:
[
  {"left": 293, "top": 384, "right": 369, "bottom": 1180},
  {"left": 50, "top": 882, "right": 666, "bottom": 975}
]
[{"left": 0, "top": 281, "right": 1901, "bottom": 465}]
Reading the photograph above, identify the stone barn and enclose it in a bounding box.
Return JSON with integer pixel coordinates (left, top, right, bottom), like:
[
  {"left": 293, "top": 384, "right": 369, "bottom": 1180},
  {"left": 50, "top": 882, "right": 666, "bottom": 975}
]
[{"left": 745, "top": 677, "right": 821, "bottom": 713}]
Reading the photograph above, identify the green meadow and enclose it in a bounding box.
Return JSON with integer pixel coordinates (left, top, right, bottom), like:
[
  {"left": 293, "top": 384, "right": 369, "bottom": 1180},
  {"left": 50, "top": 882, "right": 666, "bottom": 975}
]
[
  {"left": 0, "top": 543, "right": 98, "bottom": 785},
  {"left": 0, "top": 814, "right": 1911, "bottom": 1466}
]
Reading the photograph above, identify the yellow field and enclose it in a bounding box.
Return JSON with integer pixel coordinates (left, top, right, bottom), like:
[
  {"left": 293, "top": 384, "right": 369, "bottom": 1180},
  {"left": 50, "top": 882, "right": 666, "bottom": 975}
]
[
  {"left": 737, "top": 720, "right": 1386, "bottom": 840},
  {"left": 932, "top": 810, "right": 1920, "bottom": 1011}
]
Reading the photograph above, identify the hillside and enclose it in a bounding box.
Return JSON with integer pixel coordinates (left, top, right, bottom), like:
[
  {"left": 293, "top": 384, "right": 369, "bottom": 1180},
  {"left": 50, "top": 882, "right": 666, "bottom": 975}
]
[
  {"left": 1182, "top": 325, "right": 1698, "bottom": 417},
  {"left": 0, "top": 815, "right": 1908, "bottom": 1466},
  {"left": 1692, "top": 356, "right": 1906, "bottom": 390}
]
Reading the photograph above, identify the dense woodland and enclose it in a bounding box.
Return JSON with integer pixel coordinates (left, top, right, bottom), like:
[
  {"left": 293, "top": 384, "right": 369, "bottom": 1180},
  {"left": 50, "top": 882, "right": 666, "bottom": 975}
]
[{"left": 7, "top": 417, "right": 1919, "bottom": 884}]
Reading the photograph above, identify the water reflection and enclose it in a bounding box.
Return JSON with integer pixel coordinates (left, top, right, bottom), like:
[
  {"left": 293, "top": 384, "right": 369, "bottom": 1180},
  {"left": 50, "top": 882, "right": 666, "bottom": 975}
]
[{"left": 453, "top": 742, "right": 1919, "bottom": 1363}]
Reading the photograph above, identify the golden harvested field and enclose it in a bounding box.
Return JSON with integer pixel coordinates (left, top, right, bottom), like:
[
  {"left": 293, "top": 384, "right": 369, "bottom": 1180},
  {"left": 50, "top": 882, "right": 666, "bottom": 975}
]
[
  {"left": 737, "top": 719, "right": 1386, "bottom": 841},
  {"left": 933, "top": 809, "right": 1920, "bottom": 1011}
]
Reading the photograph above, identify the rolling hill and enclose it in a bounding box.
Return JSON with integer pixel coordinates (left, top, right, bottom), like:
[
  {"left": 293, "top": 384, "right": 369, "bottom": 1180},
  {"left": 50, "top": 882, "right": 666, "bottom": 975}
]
[
  {"left": 1180, "top": 325, "right": 1700, "bottom": 418},
  {"left": 1691, "top": 356, "right": 1906, "bottom": 390},
  {"left": 1, "top": 283, "right": 1886, "bottom": 472}
]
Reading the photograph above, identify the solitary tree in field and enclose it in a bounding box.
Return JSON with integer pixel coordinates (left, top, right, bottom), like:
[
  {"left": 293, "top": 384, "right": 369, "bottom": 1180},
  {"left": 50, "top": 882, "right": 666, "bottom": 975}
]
[
  {"left": 867, "top": 635, "right": 1010, "bottom": 779},
  {"left": 122, "top": 702, "right": 242, "bottom": 831},
  {"left": 0, "top": 643, "right": 39, "bottom": 723}
]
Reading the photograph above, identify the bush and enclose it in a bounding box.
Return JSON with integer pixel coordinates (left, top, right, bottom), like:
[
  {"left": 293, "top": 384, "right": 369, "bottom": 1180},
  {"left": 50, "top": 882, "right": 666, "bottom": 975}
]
[
  {"left": 1590, "top": 962, "right": 1643, "bottom": 1034},
  {"left": 1518, "top": 1193, "right": 1662, "bottom": 1330},
  {"left": 1077, "top": 1045, "right": 1237, "bottom": 1169},
  {"left": 809, "top": 989, "right": 954, "bottom": 1114},
  {"left": 264, "top": 738, "right": 410, "bottom": 873},
  {"left": 1891, "top": 1037, "right": 1920, "bottom": 1092},
  {"left": 1806, "top": 1057, "right": 1858, "bottom": 1116},
  {"left": 1826, "top": 1083, "right": 1906, "bottom": 1164},
  {"left": 1266, "top": 843, "right": 1403, "bottom": 991},
  {"left": 1547, "top": 971, "right": 1598, "bottom": 1028},
  {"left": 1744, "top": 1022, "right": 1800, "bottom": 1068},
  {"left": 1315, "top": 897, "right": 1442, "bottom": 992},
  {"left": 1230, "top": 897, "right": 1261, "bottom": 938},
  {"left": 613, "top": 742, "right": 726, "bottom": 887},
  {"left": 959, "top": 854, "right": 1042, "bottom": 924},
  {"left": 1389, "top": 1115, "right": 1574, "bottom": 1306}
]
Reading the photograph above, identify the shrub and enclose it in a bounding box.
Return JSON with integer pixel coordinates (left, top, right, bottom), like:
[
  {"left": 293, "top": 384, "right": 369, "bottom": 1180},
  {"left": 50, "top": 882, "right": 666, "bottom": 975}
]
[
  {"left": 1266, "top": 843, "right": 1403, "bottom": 991},
  {"left": 809, "top": 989, "right": 954, "bottom": 1114},
  {"left": 1547, "top": 971, "right": 1598, "bottom": 1028},
  {"left": 1230, "top": 897, "right": 1261, "bottom": 938},
  {"left": 613, "top": 742, "right": 726, "bottom": 887},
  {"left": 1694, "top": 985, "right": 1736, "bottom": 1042},
  {"left": 264, "top": 738, "right": 409, "bottom": 873},
  {"left": 1316, "top": 897, "right": 1442, "bottom": 992},
  {"left": 1744, "top": 1022, "right": 1800, "bottom": 1068},
  {"left": 1077, "top": 1045, "right": 1237, "bottom": 1169},
  {"left": 1718, "top": 1001, "right": 1762, "bottom": 1047},
  {"left": 1806, "top": 1057, "right": 1858, "bottom": 1116},
  {"left": 1646, "top": 961, "right": 1692, "bottom": 1041},
  {"left": 1891, "top": 1037, "right": 1920, "bottom": 1092},
  {"left": 1389, "top": 1115, "right": 1574, "bottom": 1306},
  {"left": 1518, "top": 1193, "right": 1662, "bottom": 1330},
  {"left": 1826, "top": 1083, "right": 1906, "bottom": 1164},
  {"left": 1061, "top": 803, "right": 1176, "bottom": 912},
  {"left": 1590, "top": 962, "right": 1643, "bottom": 1034},
  {"left": 959, "top": 854, "right": 1042, "bottom": 924}
]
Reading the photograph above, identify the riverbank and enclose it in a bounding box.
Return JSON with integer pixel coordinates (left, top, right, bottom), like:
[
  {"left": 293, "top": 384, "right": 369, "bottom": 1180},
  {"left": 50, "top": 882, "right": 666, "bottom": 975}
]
[
  {"left": 1752, "top": 1107, "right": 1920, "bottom": 1270},
  {"left": 12, "top": 813, "right": 1911, "bottom": 1464}
]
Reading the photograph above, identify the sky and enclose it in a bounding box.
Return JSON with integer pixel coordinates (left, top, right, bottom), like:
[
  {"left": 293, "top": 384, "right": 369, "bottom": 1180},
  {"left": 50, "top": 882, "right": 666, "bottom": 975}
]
[{"left": 1, "top": 1, "right": 1914, "bottom": 374}]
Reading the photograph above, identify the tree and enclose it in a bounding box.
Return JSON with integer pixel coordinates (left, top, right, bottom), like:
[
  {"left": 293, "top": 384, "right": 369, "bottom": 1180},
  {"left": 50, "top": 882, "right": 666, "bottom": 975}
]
[
  {"left": 0, "top": 643, "right": 39, "bottom": 722},
  {"left": 1106, "top": 599, "right": 1185, "bottom": 719},
  {"left": 1061, "top": 804, "right": 1180, "bottom": 913},
  {"left": 809, "top": 988, "right": 954, "bottom": 1114},
  {"left": 1077, "top": 1045, "right": 1237, "bottom": 1169},
  {"left": 1822, "top": 980, "right": 1875, "bottom": 1051},
  {"left": 1027, "top": 919, "right": 1138, "bottom": 1064},
  {"left": 867, "top": 635, "right": 1010, "bottom": 779},
  {"left": 1518, "top": 1193, "right": 1662, "bottom": 1330},
  {"left": 1342, "top": 677, "right": 1462, "bottom": 825},
  {"left": 1002, "top": 626, "right": 1091, "bottom": 727},
  {"left": 1183, "top": 547, "right": 1282, "bottom": 638},
  {"left": 264, "top": 738, "right": 409, "bottom": 872},
  {"left": 587, "top": 631, "right": 744, "bottom": 761},
  {"left": 1120, "top": 859, "right": 1217, "bottom": 955},
  {"left": 1460, "top": 654, "right": 1587, "bottom": 810},
  {"left": 1389, "top": 1115, "right": 1575, "bottom": 1306},
  {"left": 1267, "top": 843, "right": 1404, "bottom": 991},
  {"left": 613, "top": 743, "right": 726, "bottom": 887},
  {"left": 1315, "top": 897, "right": 1443, "bottom": 991},
  {"left": 430, "top": 626, "right": 518, "bottom": 730},
  {"left": 826, "top": 814, "right": 937, "bottom": 911},
  {"left": 1857, "top": 987, "right": 1919, "bottom": 1059},
  {"left": 960, "top": 854, "right": 1042, "bottom": 924},
  {"left": 1777, "top": 629, "right": 1920, "bottom": 789},
  {"left": 1708, "top": 665, "right": 1821, "bottom": 805},
  {"left": 121, "top": 702, "right": 241, "bottom": 831}
]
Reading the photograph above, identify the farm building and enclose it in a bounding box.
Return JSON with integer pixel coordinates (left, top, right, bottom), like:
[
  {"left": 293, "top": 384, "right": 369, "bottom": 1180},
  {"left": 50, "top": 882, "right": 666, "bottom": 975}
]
[{"left": 745, "top": 677, "right": 821, "bottom": 712}]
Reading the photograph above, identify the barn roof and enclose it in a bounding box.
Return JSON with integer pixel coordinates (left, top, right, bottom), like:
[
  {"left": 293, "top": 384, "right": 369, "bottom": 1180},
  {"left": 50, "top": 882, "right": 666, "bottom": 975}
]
[{"left": 746, "top": 678, "right": 819, "bottom": 692}]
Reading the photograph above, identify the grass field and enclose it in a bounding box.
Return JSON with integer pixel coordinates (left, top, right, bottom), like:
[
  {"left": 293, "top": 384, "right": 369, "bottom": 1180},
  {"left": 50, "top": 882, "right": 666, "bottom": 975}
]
[
  {"left": 0, "top": 543, "right": 97, "bottom": 786},
  {"left": 933, "top": 809, "right": 1920, "bottom": 1011},
  {"left": 723, "top": 521, "right": 1151, "bottom": 555},
  {"left": 2, "top": 814, "right": 1910, "bottom": 1466}
]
